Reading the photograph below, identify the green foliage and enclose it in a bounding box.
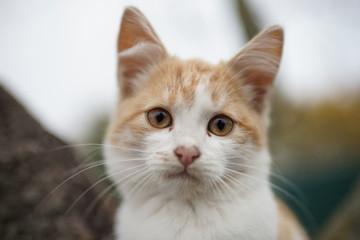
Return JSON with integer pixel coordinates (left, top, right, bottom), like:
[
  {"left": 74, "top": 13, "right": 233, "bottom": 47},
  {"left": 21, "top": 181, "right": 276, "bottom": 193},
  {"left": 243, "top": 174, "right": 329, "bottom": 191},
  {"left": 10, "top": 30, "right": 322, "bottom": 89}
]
[
  {"left": 269, "top": 93, "right": 360, "bottom": 236},
  {"left": 270, "top": 93, "right": 360, "bottom": 171}
]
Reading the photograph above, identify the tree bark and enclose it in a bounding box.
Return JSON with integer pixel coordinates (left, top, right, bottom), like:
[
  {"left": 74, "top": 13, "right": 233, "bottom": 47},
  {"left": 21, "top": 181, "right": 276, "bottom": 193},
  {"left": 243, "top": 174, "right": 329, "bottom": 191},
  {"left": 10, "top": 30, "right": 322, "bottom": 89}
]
[{"left": 0, "top": 85, "right": 116, "bottom": 240}]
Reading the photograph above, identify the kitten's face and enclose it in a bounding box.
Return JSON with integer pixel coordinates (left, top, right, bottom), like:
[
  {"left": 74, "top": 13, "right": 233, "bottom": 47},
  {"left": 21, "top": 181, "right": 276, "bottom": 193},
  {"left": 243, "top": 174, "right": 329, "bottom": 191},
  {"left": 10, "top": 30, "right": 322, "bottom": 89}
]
[
  {"left": 105, "top": 59, "right": 267, "bottom": 197},
  {"left": 104, "top": 7, "right": 283, "bottom": 199}
]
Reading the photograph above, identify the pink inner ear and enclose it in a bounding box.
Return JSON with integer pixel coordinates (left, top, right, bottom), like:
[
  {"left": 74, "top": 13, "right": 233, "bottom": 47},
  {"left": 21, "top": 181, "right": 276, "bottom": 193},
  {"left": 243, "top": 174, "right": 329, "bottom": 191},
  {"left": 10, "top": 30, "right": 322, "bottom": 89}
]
[
  {"left": 242, "top": 68, "right": 275, "bottom": 112},
  {"left": 118, "top": 56, "right": 143, "bottom": 97},
  {"left": 120, "top": 56, "right": 143, "bottom": 79},
  {"left": 227, "top": 26, "right": 283, "bottom": 113},
  {"left": 117, "top": 42, "right": 166, "bottom": 98}
]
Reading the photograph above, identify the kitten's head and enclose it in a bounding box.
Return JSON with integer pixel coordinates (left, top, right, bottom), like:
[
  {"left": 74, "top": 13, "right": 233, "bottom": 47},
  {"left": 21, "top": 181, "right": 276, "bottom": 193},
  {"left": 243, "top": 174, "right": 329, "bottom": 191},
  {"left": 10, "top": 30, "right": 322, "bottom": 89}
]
[{"left": 104, "top": 7, "right": 283, "bottom": 200}]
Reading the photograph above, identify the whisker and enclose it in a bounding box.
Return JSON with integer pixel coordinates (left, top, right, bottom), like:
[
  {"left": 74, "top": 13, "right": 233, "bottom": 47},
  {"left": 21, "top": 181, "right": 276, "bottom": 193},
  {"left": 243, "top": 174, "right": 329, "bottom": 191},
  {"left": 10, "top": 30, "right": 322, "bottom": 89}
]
[
  {"left": 210, "top": 178, "right": 225, "bottom": 196},
  {"left": 79, "top": 158, "right": 148, "bottom": 169},
  {"left": 40, "top": 158, "right": 148, "bottom": 207},
  {"left": 216, "top": 176, "right": 237, "bottom": 197},
  {"left": 227, "top": 162, "right": 267, "bottom": 172},
  {"left": 227, "top": 161, "right": 282, "bottom": 180},
  {"left": 227, "top": 161, "right": 309, "bottom": 203},
  {"left": 127, "top": 169, "right": 154, "bottom": 198},
  {"left": 83, "top": 181, "right": 118, "bottom": 218},
  {"left": 208, "top": 178, "right": 220, "bottom": 196},
  {"left": 70, "top": 147, "right": 105, "bottom": 173},
  {"left": 51, "top": 143, "right": 151, "bottom": 154},
  {"left": 64, "top": 164, "right": 148, "bottom": 218},
  {"left": 225, "top": 167, "right": 294, "bottom": 199},
  {"left": 223, "top": 172, "right": 253, "bottom": 193},
  {"left": 83, "top": 165, "right": 151, "bottom": 218},
  {"left": 224, "top": 167, "right": 316, "bottom": 227}
]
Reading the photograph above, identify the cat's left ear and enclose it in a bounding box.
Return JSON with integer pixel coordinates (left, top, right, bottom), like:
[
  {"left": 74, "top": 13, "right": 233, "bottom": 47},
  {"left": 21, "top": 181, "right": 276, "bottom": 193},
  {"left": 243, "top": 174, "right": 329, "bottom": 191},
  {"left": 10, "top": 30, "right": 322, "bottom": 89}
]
[
  {"left": 228, "top": 26, "right": 284, "bottom": 113},
  {"left": 117, "top": 7, "right": 167, "bottom": 98}
]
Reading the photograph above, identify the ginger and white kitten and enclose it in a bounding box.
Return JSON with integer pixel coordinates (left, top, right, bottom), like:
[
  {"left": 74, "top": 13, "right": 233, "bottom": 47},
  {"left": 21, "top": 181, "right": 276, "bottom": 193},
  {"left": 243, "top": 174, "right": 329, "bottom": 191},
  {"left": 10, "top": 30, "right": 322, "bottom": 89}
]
[{"left": 104, "top": 7, "right": 308, "bottom": 240}]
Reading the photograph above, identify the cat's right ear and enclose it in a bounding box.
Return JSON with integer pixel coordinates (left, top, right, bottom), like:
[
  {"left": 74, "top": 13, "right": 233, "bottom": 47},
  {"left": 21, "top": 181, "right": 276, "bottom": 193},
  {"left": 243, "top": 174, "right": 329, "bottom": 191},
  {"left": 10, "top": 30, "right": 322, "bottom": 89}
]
[{"left": 117, "top": 7, "right": 167, "bottom": 98}]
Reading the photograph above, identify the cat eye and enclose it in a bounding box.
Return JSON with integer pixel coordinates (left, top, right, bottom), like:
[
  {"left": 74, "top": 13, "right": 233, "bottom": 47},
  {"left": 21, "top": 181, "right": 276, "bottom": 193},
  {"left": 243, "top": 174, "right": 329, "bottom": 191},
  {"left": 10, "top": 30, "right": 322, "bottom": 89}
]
[
  {"left": 208, "top": 115, "right": 234, "bottom": 136},
  {"left": 147, "top": 108, "right": 172, "bottom": 129}
]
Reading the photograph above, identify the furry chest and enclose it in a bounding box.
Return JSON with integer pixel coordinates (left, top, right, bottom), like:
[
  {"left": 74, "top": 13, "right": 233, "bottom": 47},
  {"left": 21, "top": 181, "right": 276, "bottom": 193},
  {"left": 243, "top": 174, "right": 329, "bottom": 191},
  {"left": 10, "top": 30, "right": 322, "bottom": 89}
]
[{"left": 116, "top": 194, "right": 278, "bottom": 240}]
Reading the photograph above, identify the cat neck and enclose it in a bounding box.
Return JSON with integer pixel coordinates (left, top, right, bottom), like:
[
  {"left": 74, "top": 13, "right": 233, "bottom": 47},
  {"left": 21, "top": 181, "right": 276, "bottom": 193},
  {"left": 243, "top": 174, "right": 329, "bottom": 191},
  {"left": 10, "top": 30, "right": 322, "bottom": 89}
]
[{"left": 122, "top": 178, "right": 272, "bottom": 210}]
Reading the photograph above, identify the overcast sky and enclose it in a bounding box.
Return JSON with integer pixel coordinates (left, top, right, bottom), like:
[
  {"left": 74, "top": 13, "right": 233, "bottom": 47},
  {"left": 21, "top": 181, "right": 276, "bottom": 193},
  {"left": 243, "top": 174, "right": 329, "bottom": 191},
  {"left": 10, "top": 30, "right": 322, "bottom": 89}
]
[
  {"left": 0, "top": 0, "right": 359, "bottom": 142},
  {"left": 249, "top": 0, "right": 360, "bottom": 101}
]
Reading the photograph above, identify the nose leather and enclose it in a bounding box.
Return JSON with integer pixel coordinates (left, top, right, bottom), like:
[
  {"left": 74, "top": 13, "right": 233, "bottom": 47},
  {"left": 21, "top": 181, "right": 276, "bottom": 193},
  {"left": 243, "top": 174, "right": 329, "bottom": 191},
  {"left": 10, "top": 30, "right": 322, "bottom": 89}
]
[{"left": 174, "top": 146, "right": 200, "bottom": 167}]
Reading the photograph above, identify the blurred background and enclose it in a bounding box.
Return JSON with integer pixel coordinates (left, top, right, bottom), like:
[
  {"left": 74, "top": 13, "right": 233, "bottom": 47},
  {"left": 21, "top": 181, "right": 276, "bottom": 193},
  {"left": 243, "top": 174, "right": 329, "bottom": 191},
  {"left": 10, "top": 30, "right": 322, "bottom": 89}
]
[{"left": 1, "top": 0, "right": 359, "bottom": 238}]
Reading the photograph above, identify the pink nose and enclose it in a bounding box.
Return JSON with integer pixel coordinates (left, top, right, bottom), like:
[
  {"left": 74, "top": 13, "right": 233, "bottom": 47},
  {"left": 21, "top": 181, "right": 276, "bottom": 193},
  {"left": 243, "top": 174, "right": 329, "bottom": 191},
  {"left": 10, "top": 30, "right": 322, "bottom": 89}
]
[{"left": 174, "top": 146, "right": 200, "bottom": 167}]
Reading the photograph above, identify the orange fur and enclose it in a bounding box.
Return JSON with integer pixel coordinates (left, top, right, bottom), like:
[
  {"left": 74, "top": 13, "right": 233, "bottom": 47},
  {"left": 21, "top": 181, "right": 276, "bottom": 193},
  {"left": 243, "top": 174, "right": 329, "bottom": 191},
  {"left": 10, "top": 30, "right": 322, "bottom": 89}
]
[
  {"left": 277, "top": 198, "right": 309, "bottom": 240},
  {"left": 108, "top": 57, "right": 265, "bottom": 149}
]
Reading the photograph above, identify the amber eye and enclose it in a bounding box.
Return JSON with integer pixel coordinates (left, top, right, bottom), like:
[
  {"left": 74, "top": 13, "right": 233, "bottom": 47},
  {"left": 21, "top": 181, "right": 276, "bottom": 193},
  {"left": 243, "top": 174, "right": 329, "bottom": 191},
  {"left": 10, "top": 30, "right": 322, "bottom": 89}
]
[
  {"left": 147, "top": 108, "right": 172, "bottom": 129},
  {"left": 208, "top": 115, "right": 234, "bottom": 136}
]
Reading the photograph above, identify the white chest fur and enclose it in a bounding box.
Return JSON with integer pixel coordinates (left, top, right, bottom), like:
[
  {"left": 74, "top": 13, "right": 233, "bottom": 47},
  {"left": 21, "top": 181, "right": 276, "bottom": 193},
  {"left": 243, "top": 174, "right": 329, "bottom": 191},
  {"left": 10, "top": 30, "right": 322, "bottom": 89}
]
[{"left": 115, "top": 184, "right": 278, "bottom": 240}]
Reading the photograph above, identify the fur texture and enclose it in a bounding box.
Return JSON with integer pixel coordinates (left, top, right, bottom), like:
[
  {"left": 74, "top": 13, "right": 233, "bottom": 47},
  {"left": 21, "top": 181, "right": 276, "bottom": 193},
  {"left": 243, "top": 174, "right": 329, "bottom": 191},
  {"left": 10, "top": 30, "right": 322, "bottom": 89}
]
[{"left": 104, "top": 6, "right": 308, "bottom": 240}]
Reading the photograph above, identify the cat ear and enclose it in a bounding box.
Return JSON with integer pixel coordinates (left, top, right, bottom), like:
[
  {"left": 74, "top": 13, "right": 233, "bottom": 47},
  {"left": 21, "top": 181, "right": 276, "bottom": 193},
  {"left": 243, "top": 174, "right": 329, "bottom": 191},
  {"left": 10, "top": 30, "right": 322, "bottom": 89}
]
[
  {"left": 228, "top": 26, "right": 284, "bottom": 113},
  {"left": 117, "top": 7, "right": 167, "bottom": 98}
]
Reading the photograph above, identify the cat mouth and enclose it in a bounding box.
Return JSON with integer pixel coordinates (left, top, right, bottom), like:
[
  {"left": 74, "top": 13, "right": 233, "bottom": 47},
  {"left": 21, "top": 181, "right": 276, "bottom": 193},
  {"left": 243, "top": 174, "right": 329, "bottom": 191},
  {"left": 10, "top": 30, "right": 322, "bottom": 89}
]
[{"left": 168, "top": 170, "right": 197, "bottom": 180}]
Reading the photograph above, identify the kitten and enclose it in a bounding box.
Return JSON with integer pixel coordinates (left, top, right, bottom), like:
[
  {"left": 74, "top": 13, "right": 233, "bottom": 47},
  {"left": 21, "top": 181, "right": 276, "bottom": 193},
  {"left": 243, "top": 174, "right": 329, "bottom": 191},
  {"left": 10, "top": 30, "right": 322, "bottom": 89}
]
[{"left": 104, "top": 6, "right": 308, "bottom": 240}]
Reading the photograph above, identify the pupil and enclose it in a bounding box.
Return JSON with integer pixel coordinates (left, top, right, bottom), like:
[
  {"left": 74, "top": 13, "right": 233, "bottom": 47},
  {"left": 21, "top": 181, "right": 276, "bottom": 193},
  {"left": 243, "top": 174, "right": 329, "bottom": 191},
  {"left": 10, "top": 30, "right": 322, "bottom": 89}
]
[
  {"left": 216, "top": 119, "right": 225, "bottom": 131},
  {"left": 156, "top": 112, "right": 165, "bottom": 123}
]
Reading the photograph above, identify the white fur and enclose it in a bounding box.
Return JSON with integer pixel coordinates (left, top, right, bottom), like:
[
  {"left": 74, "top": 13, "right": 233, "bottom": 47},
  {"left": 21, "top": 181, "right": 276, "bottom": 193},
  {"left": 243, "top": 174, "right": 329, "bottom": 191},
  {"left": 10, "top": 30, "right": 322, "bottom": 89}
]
[
  {"left": 105, "top": 81, "right": 278, "bottom": 240},
  {"left": 117, "top": 182, "right": 278, "bottom": 240}
]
